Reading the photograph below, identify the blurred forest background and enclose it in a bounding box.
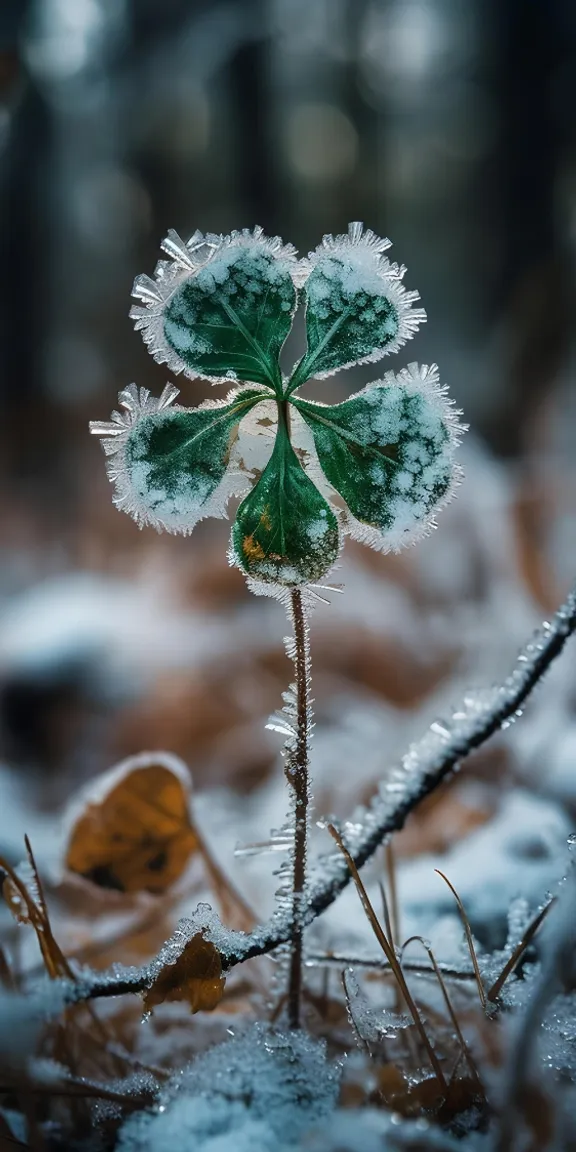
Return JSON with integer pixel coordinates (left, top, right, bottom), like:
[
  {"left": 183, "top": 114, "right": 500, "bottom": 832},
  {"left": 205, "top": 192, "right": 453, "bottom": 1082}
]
[{"left": 0, "top": 0, "right": 575, "bottom": 861}]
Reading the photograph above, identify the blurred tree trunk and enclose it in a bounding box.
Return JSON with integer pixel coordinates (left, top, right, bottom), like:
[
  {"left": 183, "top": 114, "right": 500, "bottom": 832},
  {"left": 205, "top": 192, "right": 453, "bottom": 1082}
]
[
  {"left": 0, "top": 0, "right": 57, "bottom": 485},
  {"left": 228, "top": 0, "right": 277, "bottom": 232},
  {"left": 487, "top": 0, "right": 572, "bottom": 457}
]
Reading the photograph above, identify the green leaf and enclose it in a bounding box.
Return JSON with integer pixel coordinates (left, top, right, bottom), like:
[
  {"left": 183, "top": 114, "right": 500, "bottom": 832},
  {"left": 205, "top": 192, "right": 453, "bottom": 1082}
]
[
  {"left": 161, "top": 242, "right": 297, "bottom": 389},
  {"left": 293, "top": 366, "right": 455, "bottom": 547},
  {"left": 288, "top": 230, "right": 424, "bottom": 391},
  {"left": 116, "top": 387, "right": 264, "bottom": 534},
  {"left": 231, "top": 423, "right": 340, "bottom": 584}
]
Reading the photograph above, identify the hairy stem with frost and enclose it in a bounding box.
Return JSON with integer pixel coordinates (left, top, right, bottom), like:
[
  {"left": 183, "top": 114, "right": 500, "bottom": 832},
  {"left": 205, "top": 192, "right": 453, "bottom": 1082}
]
[{"left": 285, "top": 588, "right": 311, "bottom": 1028}]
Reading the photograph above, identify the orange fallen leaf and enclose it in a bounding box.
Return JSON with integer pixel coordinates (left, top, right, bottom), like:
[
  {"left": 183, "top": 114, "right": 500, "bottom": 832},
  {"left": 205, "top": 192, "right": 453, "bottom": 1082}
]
[
  {"left": 143, "top": 932, "right": 225, "bottom": 1014},
  {"left": 65, "top": 752, "right": 198, "bottom": 895}
]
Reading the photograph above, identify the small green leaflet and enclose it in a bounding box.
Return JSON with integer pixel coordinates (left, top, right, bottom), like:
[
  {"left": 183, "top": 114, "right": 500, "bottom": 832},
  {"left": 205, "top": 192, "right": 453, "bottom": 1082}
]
[
  {"left": 293, "top": 382, "right": 452, "bottom": 537},
  {"left": 289, "top": 253, "right": 400, "bottom": 389},
  {"left": 163, "top": 244, "right": 296, "bottom": 390},
  {"left": 123, "top": 388, "right": 263, "bottom": 530},
  {"left": 231, "top": 424, "right": 340, "bottom": 584}
]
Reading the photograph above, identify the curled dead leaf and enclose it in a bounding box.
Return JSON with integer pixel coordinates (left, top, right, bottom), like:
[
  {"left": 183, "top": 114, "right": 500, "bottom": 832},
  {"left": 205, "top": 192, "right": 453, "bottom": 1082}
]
[
  {"left": 143, "top": 932, "right": 225, "bottom": 1015},
  {"left": 64, "top": 752, "right": 197, "bottom": 895}
]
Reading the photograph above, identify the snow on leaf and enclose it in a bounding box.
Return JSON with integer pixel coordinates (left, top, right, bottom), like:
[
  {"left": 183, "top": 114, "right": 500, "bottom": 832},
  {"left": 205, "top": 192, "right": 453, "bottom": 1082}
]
[
  {"left": 130, "top": 227, "right": 300, "bottom": 389},
  {"left": 64, "top": 752, "right": 198, "bottom": 895},
  {"left": 90, "top": 383, "right": 266, "bottom": 536},
  {"left": 142, "top": 931, "right": 225, "bottom": 1015},
  {"left": 293, "top": 363, "right": 465, "bottom": 552},
  {"left": 288, "top": 221, "right": 426, "bottom": 389},
  {"left": 230, "top": 421, "right": 341, "bottom": 585}
]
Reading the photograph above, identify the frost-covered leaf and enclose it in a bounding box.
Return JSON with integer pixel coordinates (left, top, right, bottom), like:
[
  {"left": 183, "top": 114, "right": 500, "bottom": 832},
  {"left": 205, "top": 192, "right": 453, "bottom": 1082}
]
[
  {"left": 231, "top": 424, "right": 340, "bottom": 585},
  {"left": 293, "top": 363, "right": 463, "bottom": 551},
  {"left": 90, "top": 383, "right": 265, "bottom": 535},
  {"left": 142, "top": 931, "right": 225, "bottom": 1014},
  {"left": 64, "top": 752, "right": 197, "bottom": 894},
  {"left": 130, "top": 228, "right": 299, "bottom": 388},
  {"left": 289, "top": 222, "right": 425, "bottom": 389}
]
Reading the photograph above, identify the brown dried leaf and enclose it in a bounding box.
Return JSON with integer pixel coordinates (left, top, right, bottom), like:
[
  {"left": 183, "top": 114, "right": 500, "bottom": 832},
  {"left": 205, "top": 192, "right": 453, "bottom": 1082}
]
[
  {"left": 143, "top": 933, "right": 225, "bottom": 1015},
  {"left": 65, "top": 754, "right": 198, "bottom": 895}
]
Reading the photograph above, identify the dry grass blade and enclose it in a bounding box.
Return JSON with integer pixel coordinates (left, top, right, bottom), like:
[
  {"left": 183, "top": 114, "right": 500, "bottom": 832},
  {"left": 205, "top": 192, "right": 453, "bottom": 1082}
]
[
  {"left": 402, "top": 935, "right": 484, "bottom": 1092},
  {"left": 328, "top": 823, "right": 447, "bottom": 1091},
  {"left": 378, "top": 881, "right": 395, "bottom": 954},
  {"left": 487, "top": 898, "right": 555, "bottom": 1002},
  {"left": 385, "top": 841, "right": 400, "bottom": 947},
  {"left": 23, "top": 837, "right": 48, "bottom": 920},
  {"left": 379, "top": 880, "right": 402, "bottom": 1015},
  {"left": 0, "top": 853, "right": 58, "bottom": 978},
  {"left": 3, "top": 840, "right": 128, "bottom": 1084},
  {"left": 434, "top": 870, "right": 487, "bottom": 1010}
]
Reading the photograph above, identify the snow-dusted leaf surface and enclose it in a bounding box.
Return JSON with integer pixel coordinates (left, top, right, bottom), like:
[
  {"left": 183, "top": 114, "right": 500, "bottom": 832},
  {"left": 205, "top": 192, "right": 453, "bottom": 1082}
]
[
  {"left": 289, "top": 222, "right": 426, "bottom": 388},
  {"left": 294, "top": 364, "right": 463, "bottom": 552}
]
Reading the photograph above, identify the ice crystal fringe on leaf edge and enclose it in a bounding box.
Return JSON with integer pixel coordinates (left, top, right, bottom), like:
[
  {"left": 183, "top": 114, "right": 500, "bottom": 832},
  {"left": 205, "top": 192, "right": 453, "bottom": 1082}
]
[
  {"left": 130, "top": 226, "right": 304, "bottom": 384},
  {"left": 297, "top": 221, "right": 427, "bottom": 379},
  {"left": 89, "top": 382, "right": 270, "bottom": 536}
]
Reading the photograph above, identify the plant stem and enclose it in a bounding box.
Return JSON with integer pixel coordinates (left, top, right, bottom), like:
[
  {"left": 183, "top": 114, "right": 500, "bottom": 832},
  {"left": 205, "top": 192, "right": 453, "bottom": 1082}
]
[{"left": 286, "top": 587, "right": 311, "bottom": 1029}]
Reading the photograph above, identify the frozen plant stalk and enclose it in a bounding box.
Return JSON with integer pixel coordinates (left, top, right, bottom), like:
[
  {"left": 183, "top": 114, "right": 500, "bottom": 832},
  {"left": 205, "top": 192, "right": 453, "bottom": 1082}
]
[{"left": 90, "top": 222, "right": 465, "bottom": 1028}]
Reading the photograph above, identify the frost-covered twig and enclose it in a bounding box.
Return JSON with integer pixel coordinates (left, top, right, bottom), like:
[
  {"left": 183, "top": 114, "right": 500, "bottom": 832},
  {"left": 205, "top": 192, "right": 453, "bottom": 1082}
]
[
  {"left": 60, "top": 582, "right": 576, "bottom": 1004},
  {"left": 305, "top": 952, "right": 476, "bottom": 981}
]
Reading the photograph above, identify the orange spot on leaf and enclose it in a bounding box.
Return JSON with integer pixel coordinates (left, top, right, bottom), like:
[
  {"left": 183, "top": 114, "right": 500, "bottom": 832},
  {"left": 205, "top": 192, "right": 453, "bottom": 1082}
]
[{"left": 242, "top": 534, "right": 266, "bottom": 562}]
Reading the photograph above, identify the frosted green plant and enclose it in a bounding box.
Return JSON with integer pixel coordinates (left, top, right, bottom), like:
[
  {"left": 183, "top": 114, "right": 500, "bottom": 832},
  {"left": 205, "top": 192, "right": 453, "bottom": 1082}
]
[
  {"left": 90, "top": 221, "right": 465, "bottom": 1031},
  {"left": 90, "top": 223, "right": 463, "bottom": 586}
]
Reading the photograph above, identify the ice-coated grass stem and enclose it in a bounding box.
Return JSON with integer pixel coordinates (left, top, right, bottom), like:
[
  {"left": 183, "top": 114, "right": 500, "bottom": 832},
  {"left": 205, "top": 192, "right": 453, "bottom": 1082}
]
[{"left": 286, "top": 587, "right": 311, "bottom": 1029}]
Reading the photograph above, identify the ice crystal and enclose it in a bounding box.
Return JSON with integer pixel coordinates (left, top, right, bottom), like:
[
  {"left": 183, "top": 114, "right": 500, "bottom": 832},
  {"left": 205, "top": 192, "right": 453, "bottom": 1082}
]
[{"left": 91, "top": 222, "right": 465, "bottom": 586}]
